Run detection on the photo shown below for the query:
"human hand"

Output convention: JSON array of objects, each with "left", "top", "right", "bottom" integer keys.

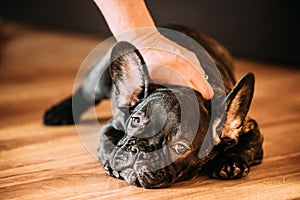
[
  {"left": 116, "top": 28, "right": 214, "bottom": 100},
  {"left": 94, "top": 0, "right": 213, "bottom": 99}
]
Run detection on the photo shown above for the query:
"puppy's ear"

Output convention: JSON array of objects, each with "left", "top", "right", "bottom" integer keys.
[
  {"left": 221, "top": 73, "right": 255, "bottom": 140},
  {"left": 110, "top": 41, "right": 151, "bottom": 109}
]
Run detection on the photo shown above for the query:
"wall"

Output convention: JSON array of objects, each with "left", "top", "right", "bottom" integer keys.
[{"left": 1, "top": 0, "right": 299, "bottom": 66}]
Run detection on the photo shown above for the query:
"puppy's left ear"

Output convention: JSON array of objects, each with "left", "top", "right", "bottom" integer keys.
[
  {"left": 110, "top": 41, "right": 151, "bottom": 109},
  {"left": 222, "top": 73, "right": 255, "bottom": 140}
]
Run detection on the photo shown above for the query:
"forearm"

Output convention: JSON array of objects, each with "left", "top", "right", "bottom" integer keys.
[{"left": 93, "top": 0, "right": 156, "bottom": 37}]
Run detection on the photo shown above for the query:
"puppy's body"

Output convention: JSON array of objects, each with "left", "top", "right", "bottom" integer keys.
[{"left": 44, "top": 25, "right": 263, "bottom": 188}]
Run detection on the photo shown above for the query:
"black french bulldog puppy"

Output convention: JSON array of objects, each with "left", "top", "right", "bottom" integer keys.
[{"left": 44, "top": 25, "right": 263, "bottom": 189}]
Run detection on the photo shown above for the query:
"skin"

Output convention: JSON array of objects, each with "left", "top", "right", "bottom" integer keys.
[{"left": 93, "top": 0, "right": 213, "bottom": 100}]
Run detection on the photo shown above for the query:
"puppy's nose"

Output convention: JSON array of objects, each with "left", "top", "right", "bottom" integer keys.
[
  {"left": 119, "top": 142, "right": 139, "bottom": 155},
  {"left": 130, "top": 145, "right": 139, "bottom": 154}
]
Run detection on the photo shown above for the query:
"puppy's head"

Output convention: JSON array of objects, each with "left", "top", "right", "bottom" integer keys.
[{"left": 107, "top": 42, "right": 254, "bottom": 188}]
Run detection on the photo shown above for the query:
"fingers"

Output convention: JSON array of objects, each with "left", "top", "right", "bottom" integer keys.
[
  {"left": 124, "top": 29, "right": 214, "bottom": 100},
  {"left": 142, "top": 49, "right": 214, "bottom": 100},
  {"left": 181, "top": 53, "right": 214, "bottom": 100},
  {"left": 152, "top": 37, "right": 214, "bottom": 100},
  {"left": 174, "top": 54, "right": 214, "bottom": 100}
]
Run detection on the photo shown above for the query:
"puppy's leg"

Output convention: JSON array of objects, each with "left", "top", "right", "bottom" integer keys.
[
  {"left": 43, "top": 88, "right": 95, "bottom": 125},
  {"left": 43, "top": 43, "right": 116, "bottom": 126},
  {"left": 43, "top": 65, "right": 112, "bottom": 125},
  {"left": 209, "top": 118, "right": 263, "bottom": 179}
]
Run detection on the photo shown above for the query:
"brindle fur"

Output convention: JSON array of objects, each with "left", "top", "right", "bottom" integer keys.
[{"left": 44, "top": 25, "right": 263, "bottom": 188}]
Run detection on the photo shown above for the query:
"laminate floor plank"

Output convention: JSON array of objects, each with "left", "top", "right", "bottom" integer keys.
[{"left": 0, "top": 24, "right": 299, "bottom": 200}]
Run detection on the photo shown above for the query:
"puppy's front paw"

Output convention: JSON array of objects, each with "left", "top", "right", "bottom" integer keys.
[
  {"left": 210, "top": 155, "right": 249, "bottom": 180},
  {"left": 43, "top": 97, "right": 77, "bottom": 125}
]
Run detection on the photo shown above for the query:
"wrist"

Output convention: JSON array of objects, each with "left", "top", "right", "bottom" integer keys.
[
  {"left": 115, "top": 27, "right": 161, "bottom": 47},
  {"left": 94, "top": 0, "right": 155, "bottom": 36}
]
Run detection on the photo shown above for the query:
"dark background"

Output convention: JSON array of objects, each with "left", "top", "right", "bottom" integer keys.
[{"left": 1, "top": 0, "right": 299, "bottom": 66}]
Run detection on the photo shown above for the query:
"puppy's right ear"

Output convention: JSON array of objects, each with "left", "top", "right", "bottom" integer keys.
[{"left": 110, "top": 41, "right": 151, "bottom": 109}]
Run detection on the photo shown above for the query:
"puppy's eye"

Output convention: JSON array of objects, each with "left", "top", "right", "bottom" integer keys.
[
  {"left": 173, "top": 143, "right": 188, "bottom": 155},
  {"left": 131, "top": 117, "right": 141, "bottom": 128}
]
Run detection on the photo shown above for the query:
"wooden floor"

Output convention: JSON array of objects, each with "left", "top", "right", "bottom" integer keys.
[{"left": 0, "top": 24, "right": 299, "bottom": 200}]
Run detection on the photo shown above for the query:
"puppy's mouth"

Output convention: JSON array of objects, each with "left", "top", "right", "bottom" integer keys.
[
  {"left": 109, "top": 148, "right": 140, "bottom": 186},
  {"left": 134, "top": 164, "right": 173, "bottom": 188},
  {"left": 115, "top": 164, "right": 173, "bottom": 188},
  {"left": 109, "top": 149, "right": 174, "bottom": 188}
]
